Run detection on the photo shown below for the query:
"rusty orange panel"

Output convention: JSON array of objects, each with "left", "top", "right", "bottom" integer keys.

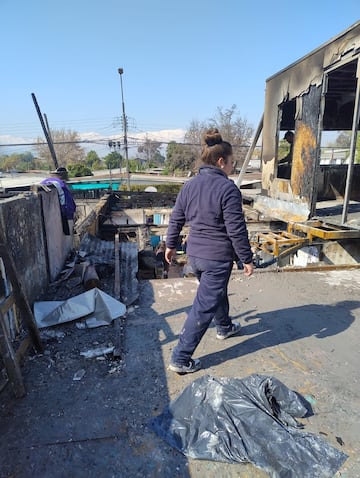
[
  {"left": 277, "top": 179, "right": 291, "bottom": 194},
  {"left": 291, "top": 123, "right": 317, "bottom": 197}
]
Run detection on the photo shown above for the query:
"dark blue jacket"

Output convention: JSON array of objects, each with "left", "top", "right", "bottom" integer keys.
[{"left": 166, "top": 166, "right": 252, "bottom": 264}]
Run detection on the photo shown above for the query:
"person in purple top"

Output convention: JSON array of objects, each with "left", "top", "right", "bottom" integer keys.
[
  {"left": 165, "top": 129, "right": 254, "bottom": 374},
  {"left": 41, "top": 167, "right": 76, "bottom": 235}
]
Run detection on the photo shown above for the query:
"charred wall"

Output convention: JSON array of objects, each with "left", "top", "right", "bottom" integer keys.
[{"left": 0, "top": 190, "right": 70, "bottom": 302}]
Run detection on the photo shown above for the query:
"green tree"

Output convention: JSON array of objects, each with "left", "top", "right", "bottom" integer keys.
[
  {"left": 0, "top": 152, "right": 35, "bottom": 172},
  {"left": 92, "top": 159, "right": 104, "bottom": 170},
  {"left": 277, "top": 139, "right": 290, "bottom": 160},
  {"left": 85, "top": 150, "right": 100, "bottom": 167},
  {"left": 35, "top": 128, "right": 85, "bottom": 167},
  {"left": 128, "top": 158, "right": 146, "bottom": 172},
  {"left": 152, "top": 150, "right": 165, "bottom": 165},
  {"left": 67, "top": 163, "right": 93, "bottom": 177},
  {"left": 104, "top": 151, "right": 122, "bottom": 170},
  {"left": 0, "top": 154, "right": 16, "bottom": 171}
]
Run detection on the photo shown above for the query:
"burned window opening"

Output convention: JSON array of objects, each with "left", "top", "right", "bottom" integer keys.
[
  {"left": 323, "top": 59, "right": 359, "bottom": 131},
  {"left": 316, "top": 58, "right": 360, "bottom": 213},
  {"left": 276, "top": 99, "right": 296, "bottom": 180},
  {"left": 280, "top": 99, "right": 296, "bottom": 131}
]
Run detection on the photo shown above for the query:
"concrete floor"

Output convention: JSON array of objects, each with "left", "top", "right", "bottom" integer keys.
[{"left": 1, "top": 269, "right": 360, "bottom": 477}]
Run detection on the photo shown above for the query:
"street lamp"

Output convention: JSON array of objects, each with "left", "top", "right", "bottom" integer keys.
[{"left": 118, "top": 68, "right": 130, "bottom": 191}]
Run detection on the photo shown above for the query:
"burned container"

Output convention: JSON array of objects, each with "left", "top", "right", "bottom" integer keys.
[{"left": 255, "top": 21, "right": 360, "bottom": 226}]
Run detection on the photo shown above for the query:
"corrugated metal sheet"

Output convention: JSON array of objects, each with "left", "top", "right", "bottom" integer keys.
[
  {"left": 78, "top": 233, "right": 139, "bottom": 305},
  {"left": 119, "top": 242, "right": 139, "bottom": 305},
  {"left": 79, "top": 233, "right": 115, "bottom": 265}
]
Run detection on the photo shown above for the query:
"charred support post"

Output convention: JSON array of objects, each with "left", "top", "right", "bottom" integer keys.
[
  {"left": 0, "top": 244, "right": 43, "bottom": 353},
  {"left": 342, "top": 61, "right": 360, "bottom": 224},
  {"left": 236, "top": 115, "right": 263, "bottom": 188},
  {"left": 0, "top": 318, "right": 25, "bottom": 397},
  {"left": 113, "top": 232, "right": 122, "bottom": 359},
  {"left": 311, "top": 76, "right": 328, "bottom": 217},
  {"left": 0, "top": 244, "right": 44, "bottom": 397},
  {"left": 114, "top": 232, "right": 120, "bottom": 300}
]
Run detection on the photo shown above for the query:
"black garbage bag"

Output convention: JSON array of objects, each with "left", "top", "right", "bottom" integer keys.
[{"left": 150, "top": 374, "right": 347, "bottom": 478}]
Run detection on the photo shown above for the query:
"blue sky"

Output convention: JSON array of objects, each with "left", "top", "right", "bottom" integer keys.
[{"left": 0, "top": 0, "right": 359, "bottom": 156}]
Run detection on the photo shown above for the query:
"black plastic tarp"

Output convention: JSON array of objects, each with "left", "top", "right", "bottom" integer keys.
[{"left": 151, "top": 374, "right": 347, "bottom": 478}]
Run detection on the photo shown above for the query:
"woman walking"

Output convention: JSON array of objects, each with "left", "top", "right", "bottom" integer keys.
[{"left": 165, "top": 128, "right": 254, "bottom": 374}]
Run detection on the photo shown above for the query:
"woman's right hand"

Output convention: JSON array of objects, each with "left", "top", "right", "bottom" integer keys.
[{"left": 165, "top": 247, "right": 176, "bottom": 264}]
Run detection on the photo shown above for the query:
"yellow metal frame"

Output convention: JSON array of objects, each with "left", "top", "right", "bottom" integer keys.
[
  {"left": 288, "top": 220, "right": 360, "bottom": 241},
  {"left": 252, "top": 231, "right": 307, "bottom": 257},
  {"left": 252, "top": 220, "right": 360, "bottom": 260}
]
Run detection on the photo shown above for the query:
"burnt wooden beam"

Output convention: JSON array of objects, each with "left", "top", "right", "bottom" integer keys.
[
  {"left": 114, "top": 232, "right": 120, "bottom": 300},
  {"left": 0, "top": 316, "right": 25, "bottom": 398},
  {"left": 0, "top": 244, "right": 43, "bottom": 353}
]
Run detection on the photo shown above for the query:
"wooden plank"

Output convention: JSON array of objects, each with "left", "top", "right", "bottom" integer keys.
[
  {"left": 0, "top": 294, "right": 15, "bottom": 316},
  {"left": 114, "top": 233, "right": 120, "bottom": 300},
  {"left": 113, "top": 232, "right": 121, "bottom": 357},
  {"left": 0, "top": 244, "right": 43, "bottom": 353},
  {"left": 0, "top": 313, "right": 25, "bottom": 398},
  {"left": 15, "top": 336, "right": 32, "bottom": 365}
]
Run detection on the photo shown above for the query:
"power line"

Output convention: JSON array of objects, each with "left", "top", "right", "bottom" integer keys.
[
  {"left": 0, "top": 140, "right": 109, "bottom": 147},
  {"left": 0, "top": 138, "right": 254, "bottom": 149},
  {"left": 0, "top": 117, "right": 184, "bottom": 135}
]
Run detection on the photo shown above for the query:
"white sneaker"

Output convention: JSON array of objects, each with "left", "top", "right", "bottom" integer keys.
[
  {"left": 216, "top": 322, "right": 241, "bottom": 340},
  {"left": 168, "top": 358, "right": 202, "bottom": 374}
]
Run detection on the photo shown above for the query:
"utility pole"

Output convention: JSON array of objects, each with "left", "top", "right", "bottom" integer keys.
[
  {"left": 118, "top": 68, "right": 130, "bottom": 191},
  {"left": 108, "top": 140, "right": 122, "bottom": 190}
]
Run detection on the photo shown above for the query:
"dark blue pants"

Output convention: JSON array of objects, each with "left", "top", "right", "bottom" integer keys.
[{"left": 171, "top": 256, "right": 234, "bottom": 365}]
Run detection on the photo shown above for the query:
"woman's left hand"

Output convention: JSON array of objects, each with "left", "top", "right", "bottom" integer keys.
[{"left": 243, "top": 263, "right": 254, "bottom": 277}]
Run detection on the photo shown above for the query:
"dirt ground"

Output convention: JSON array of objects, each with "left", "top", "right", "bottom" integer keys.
[{"left": 1, "top": 268, "right": 360, "bottom": 478}]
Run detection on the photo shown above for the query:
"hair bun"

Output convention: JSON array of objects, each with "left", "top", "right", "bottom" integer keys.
[{"left": 203, "top": 128, "right": 222, "bottom": 147}]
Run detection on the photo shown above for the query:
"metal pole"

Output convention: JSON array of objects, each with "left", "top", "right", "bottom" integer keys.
[
  {"left": 341, "top": 62, "right": 360, "bottom": 224},
  {"left": 31, "top": 93, "right": 59, "bottom": 170},
  {"left": 235, "top": 114, "right": 263, "bottom": 188},
  {"left": 118, "top": 68, "right": 130, "bottom": 191},
  {"left": 44, "top": 113, "right": 57, "bottom": 168}
]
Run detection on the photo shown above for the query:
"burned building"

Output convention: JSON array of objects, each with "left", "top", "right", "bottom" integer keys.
[
  {"left": 236, "top": 21, "right": 360, "bottom": 267},
  {"left": 253, "top": 20, "right": 360, "bottom": 226}
]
